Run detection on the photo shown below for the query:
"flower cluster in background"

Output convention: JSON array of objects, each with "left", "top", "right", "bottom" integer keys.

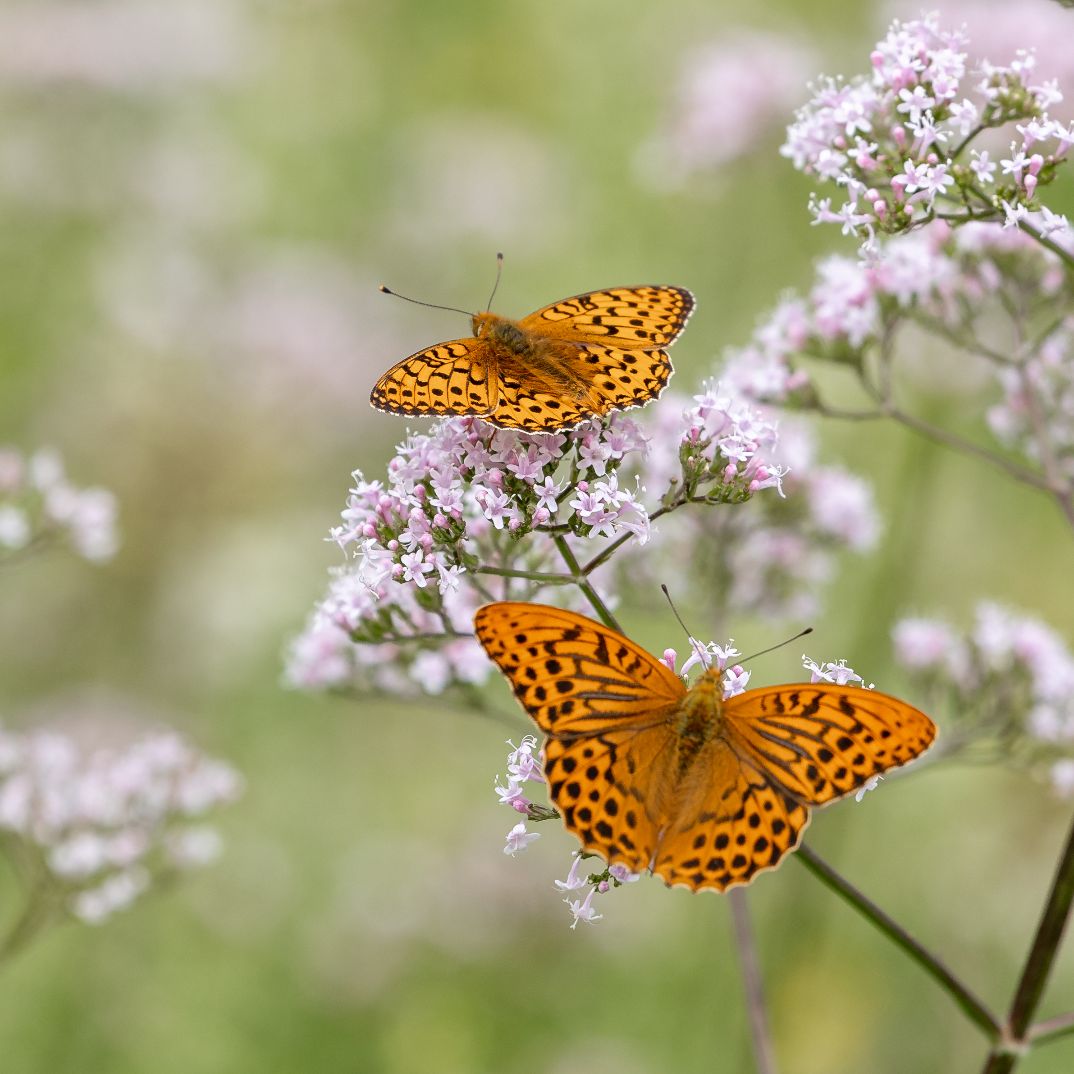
[
  {"left": 894, "top": 603, "right": 1074, "bottom": 796},
  {"left": 782, "top": 12, "right": 1073, "bottom": 248},
  {"left": 719, "top": 217, "right": 1074, "bottom": 504},
  {"left": 0, "top": 722, "right": 242, "bottom": 924},
  {"left": 635, "top": 30, "right": 814, "bottom": 186},
  {"left": 0, "top": 447, "right": 119, "bottom": 563}
]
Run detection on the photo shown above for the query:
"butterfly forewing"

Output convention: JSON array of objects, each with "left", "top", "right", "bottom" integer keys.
[
  {"left": 473, "top": 603, "right": 685, "bottom": 735},
  {"left": 370, "top": 339, "right": 497, "bottom": 418},
  {"left": 721, "top": 686, "right": 938, "bottom": 806},
  {"left": 519, "top": 286, "right": 695, "bottom": 349}
]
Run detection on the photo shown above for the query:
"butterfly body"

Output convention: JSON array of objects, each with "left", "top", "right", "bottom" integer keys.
[
  {"left": 372, "top": 285, "right": 695, "bottom": 431},
  {"left": 671, "top": 671, "right": 723, "bottom": 772},
  {"left": 475, "top": 602, "right": 937, "bottom": 892}
]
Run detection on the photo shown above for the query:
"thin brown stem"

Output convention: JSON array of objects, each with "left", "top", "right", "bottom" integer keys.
[
  {"left": 815, "top": 397, "right": 1056, "bottom": 493},
  {"left": 729, "top": 889, "right": 779, "bottom": 1074},
  {"left": 1028, "top": 1009, "right": 1074, "bottom": 1046}
]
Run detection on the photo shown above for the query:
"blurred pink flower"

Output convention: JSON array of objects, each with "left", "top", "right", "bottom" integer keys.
[
  {"left": 637, "top": 31, "right": 815, "bottom": 186},
  {"left": 0, "top": 1, "right": 251, "bottom": 92}
]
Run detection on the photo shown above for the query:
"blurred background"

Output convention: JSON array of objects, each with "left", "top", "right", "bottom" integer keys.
[{"left": 2, "top": 1, "right": 1074, "bottom": 1071}]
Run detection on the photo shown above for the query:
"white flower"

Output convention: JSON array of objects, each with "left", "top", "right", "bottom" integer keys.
[
  {"left": 554, "top": 852, "right": 588, "bottom": 891},
  {"left": 564, "top": 886, "right": 603, "bottom": 929},
  {"left": 855, "top": 775, "right": 883, "bottom": 803},
  {"left": 503, "top": 821, "right": 539, "bottom": 856}
]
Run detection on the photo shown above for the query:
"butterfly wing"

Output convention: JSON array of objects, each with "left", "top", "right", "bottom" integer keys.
[
  {"left": 652, "top": 739, "right": 811, "bottom": 892},
  {"left": 370, "top": 338, "right": 498, "bottom": 418},
  {"left": 486, "top": 371, "right": 597, "bottom": 432},
  {"left": 544, "top": 726, "right": 678, "bottom": 873},
  {"left": 474, "top": 603, "right": 686, "bottom": 735},
  {"left": 721, "top": 685, "right": 938, "bottom": 806},
  {"left": 474, "top": 602, "right": 689, "bottom": 872},
  {"left": 519, "top": 286, "right": 695, "bottom": 350},
  {"left": 488, "top": 342, "right": 674, "bottom": 431}
]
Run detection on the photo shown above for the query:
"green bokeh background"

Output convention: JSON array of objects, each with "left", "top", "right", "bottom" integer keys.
[{"left": 2, "top": 1, "right": 1073, "bottom": 1071}]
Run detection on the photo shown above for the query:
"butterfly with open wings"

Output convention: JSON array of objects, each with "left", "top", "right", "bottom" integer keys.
[
  {"left": 475, "top": 602, "right": 937, "bottom": 892},
  {"left": 371, "top": 285, "right": 694, "bottom": 432}
]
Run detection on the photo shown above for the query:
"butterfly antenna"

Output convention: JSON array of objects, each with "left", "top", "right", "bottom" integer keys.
[
  {"left": 740, "top": 627, "right": 814, "bottom": 665},
  {"left": 660, "top": 584, "right": 711, "bottom": 668},
  {"left": 485, "top": 251, "right": 504, "bottom": 311},
  {"left": 378, "top": 284, "right": 472, "bottom": 319}
]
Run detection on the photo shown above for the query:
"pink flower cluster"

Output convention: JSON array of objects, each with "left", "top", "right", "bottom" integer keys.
[
  {"left": 0, "top": 446, "right": 119, "bottom": 563},
  {"left": 0, "top": 722, "right": 242, "bottom": 924},
  {"left": 640, "top": 379, "right": 787, "bottom": 505},
  {"left": 286, "top": 415, "right": 650, "bottom": 695},
  {"left": 638, "top": 387, "right": 878, "bottom": 622},
  {"left": 989, "top": 318, "right": 1074, "bottom": 483},
  {"left": 720, "top": 217, "right": 1074, "bottom": 497},
  {"left": 782, "top": 12, "right": 1073, "bottom": 247},
  {"left": 894, "top": 603, "right": 1074, "bottom": 795}
]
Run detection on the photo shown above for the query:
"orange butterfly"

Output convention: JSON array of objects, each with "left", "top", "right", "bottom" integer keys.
[
  {"left": 370, "top": 285, "right": 694, "bottom": 432},
  {"left": 474, "top": 602, "right": 937, "bottom": 892}
]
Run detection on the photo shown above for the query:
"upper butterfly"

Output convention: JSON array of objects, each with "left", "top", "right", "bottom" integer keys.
[
  {"left": 475, "top": 602, "right": 938, "bottom": 893},
  {"left": 370, "top": 285, "right": 694, "bottom": 432}
]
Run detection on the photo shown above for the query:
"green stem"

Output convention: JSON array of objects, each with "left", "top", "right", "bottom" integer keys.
[
  {"left": 795, "top": 844, "right": 1002, "bottom": 1039},
  {"left": 581, "top": 499, "right": 688, "bottom": 576},
  {"left": 552, "top": 535, "right": 623, "bottom": 632},
  {"left": 963, "top": 183, "right": 1074, "bottom": 272},
  {"left": 473, "top": 565, "right": 576, "bottom": 585},
  {"left": 0, "top": 889, "right": 58, "bottom": 968},
  {"left": 980, "top": 808, "right": 1074, "bottom": 1073}
]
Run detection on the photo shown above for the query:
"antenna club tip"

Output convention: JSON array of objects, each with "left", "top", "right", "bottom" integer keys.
[
  {"left": 802, "top": 626, "right": 814, "bottom": 636},
  {"left": 378, "top": 284, "right": 392, "bottom": 294},
  {"left": 496, "top": 251, "right": 504, "bottom": 260}
]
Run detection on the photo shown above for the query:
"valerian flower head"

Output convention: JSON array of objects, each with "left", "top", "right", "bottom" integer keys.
[
  {"left": 0, "top": 722, "right": 241, "bottom": 924},
  {"left": 782, "top": 13, "right": 1073, "bottom": 249},
  {"left": 0, "top": 447, "right": 119, "bottom": 563},
  {"left": 286, "top": 414, "right": 649, "bottom": 695},
  {"left": 893, "top": 604, "right": 1074, "bottom": 794}
]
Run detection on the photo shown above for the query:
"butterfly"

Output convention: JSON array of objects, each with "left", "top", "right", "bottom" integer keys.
[
  {"left": 474, "top": 602, "right": 938, "bottom": 892},
  {"left": 370, "top": 285, "right": 694, "bottom": 432}
]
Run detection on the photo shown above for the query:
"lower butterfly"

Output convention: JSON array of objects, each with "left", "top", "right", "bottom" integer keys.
[
  {"left": 474, "top": 602, "right": 937, "bottom": 892},
  {"left": 371, "top": 284, "right": 694, "bottom": 432}
]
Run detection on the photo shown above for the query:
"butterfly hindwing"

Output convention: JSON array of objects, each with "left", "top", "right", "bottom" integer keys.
[
  {"left": 519, "top": 286, "right": 695, "bottom": 349},
  {"left": 652, "top": 741, "right": 811, "bottom": 892},
  {"left": 544, "top": 726, "right": 678, "bottom": 874},
  {"left": 473, "top": 603, "right": 686, "bottom": 736},
  {"left": 370, "top": 338, "right": 497, "bottom": 418},
  {"left": 721, "top": 685, "right": 938, "bottom": 806}
]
